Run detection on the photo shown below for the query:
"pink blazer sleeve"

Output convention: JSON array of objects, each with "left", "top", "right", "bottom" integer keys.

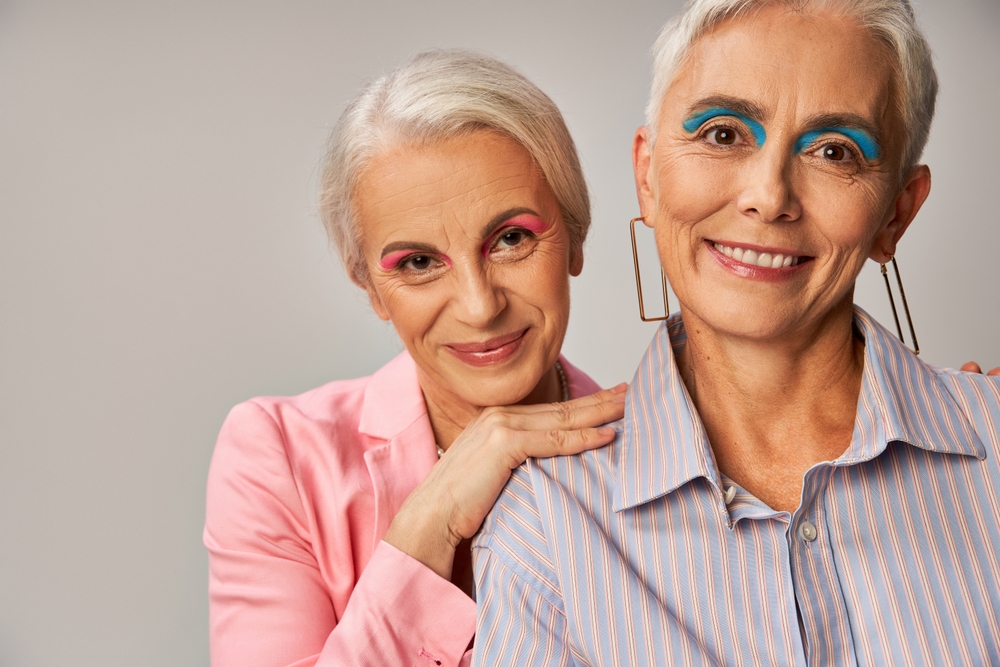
[{"left": 204, "top": 400, "right": 476, "bottom": 667}]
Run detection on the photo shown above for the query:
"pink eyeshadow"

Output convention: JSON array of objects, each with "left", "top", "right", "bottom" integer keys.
[
  {"left": 378, "top": 249, "right": 450, "bottom": 270},
  {"left": 481, "top": 215, "right": 551, "bottom": 257}
]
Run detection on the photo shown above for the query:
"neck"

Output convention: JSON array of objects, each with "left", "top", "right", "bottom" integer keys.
[
  {"left": 417, "top": 363, "right": 564, "bottom": 450},
  {"left": 677, "top": 298, "right": 864, "bottom": 512}
]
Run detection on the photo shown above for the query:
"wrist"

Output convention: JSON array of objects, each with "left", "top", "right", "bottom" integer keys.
[{"left": 383, "top": 495, "right": 459, "bottom": 581}]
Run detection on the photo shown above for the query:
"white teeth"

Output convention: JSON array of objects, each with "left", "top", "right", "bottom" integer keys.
[{"left": 713, "top": 243, "right": 801, "bottom": 268}]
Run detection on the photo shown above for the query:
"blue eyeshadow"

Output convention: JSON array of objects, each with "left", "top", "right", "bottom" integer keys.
[
  {"left": 682, "top": 107, "right": 767, "bottom": 146},
  {"left": 795, "top": 127, "right": 880, "bottom": 160}
]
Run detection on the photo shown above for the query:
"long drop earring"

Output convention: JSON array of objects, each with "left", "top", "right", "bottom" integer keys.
[
  {"left": 880, "top": 254, "right": 920, "bottom": 354},
  {"left": 629, "top": 217, "right": 670, "bottom": 322}
]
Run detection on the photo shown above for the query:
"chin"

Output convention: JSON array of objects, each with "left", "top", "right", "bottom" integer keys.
[
  {"left": 465, "top": 378, "right": 537, "bottom": 407},
  {"left": 685, "top": 294, "right": 803, "bottom": 340}
]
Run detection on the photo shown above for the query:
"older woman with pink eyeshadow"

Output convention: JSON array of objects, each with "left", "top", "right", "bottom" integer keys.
[{"left": 203, "top": 51, "right": 625, "bottom": 667}]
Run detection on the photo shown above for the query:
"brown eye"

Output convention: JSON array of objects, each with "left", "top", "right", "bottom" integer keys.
[
  {"left": 402, "top": 255, "right": 433, "bottom": 271},
  {"left": 708, "top": 127, "right": 738, "bottom": 146},
  {"left": 821, "top": 144, "right": 851, "bottom": 161}
]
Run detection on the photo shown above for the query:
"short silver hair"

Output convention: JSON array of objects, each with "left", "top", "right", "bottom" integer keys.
[
  {"left": 646, "top": 0, "right": 938, "bottom": 172},
  {"left": 320, "top": 50, "right": 591, "bottom": 286}
]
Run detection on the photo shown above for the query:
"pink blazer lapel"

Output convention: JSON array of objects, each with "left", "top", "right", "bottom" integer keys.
[{"left": 358, "top": 353, "right": 439, "bottom": 550}]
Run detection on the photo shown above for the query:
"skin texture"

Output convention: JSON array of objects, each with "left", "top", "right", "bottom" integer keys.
[
  {"left": 357, "top": 130, "right": 582, "bottom": 448},
  {"left": 633, "top": 6, "right": 933, "bottom": 512},
  {"left": 353, "top": 130, "right": 624, "bottom": 586}
]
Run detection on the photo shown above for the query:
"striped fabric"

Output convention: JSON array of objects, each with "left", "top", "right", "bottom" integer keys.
[{"left": 472, "top": 308, "right": 1000, "bottom": 666}]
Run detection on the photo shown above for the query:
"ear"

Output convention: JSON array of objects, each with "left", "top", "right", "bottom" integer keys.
[
  {"left": 569, "top": 244, "right": 584, "bottom": 277},
  {"left": 632, "top": 126, "right": 657, "bottom": 228},
  {"left": 869, "top": 164, "right": 931, "bottom": 262}
]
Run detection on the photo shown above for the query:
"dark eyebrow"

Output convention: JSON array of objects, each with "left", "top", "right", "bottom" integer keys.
[
  {"left": 801, "top": 113, "right": 882, "bottom": 145},
  {"left": 378, "top": 207, "right": 538, "bottom": 259},
  {"left": 685, "top": 95, "right": 768, "bottom": 123},
  {"left": 380, "top": 241, "right": 438, "bottom": 259}
]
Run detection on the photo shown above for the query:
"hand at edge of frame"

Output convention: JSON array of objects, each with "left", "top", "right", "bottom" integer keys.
[{"left": 960, "top": 362, "right": 1000, "bottom": 376}]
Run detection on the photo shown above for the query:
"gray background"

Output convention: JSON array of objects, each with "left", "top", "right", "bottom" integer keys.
[{"left": 1, "top": 1, "right": 997, "bottom": 665}]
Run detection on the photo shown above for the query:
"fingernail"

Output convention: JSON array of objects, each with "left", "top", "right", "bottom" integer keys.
[
  {"left": 598, "top": 427, "right": 616, "bottom": 436},
  {"left": 611, "top": 383, "right": 628, "bottom": 393}
]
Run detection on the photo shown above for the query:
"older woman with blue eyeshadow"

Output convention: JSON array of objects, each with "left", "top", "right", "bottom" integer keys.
[{"left": 474, "top": 0, "right": 1000, "bottom": 664}]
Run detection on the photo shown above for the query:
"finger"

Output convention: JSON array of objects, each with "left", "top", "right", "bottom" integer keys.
[
  {"left": 989, "top": 367, "right": 1000, "bottom": 377},
  {"left": 505, "top": 396, "right": 626, "bottom": 432},
  {"left": 505, "top": 383, "right": 628, "bottom": 417},
  {"left": 516, "top": 426, "right": 619, "bottom": 462},
  {"left": 961, "top": 362, "right": 983, "bottom": 373}
]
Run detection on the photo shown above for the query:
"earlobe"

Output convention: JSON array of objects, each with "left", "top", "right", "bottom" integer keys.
[
  {"left": 869, "top": 164, "right": 932, "bottom": 262},
  {"left": 569, "top": 247, "right": 584, "bottom": 277}
]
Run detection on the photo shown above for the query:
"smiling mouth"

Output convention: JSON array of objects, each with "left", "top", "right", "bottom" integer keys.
[
  {"left": 710, "top": 241, "right": 808, "bottom": 269},
  {"left": 447, "top": 329, "right": 528, "bottom": 354}
]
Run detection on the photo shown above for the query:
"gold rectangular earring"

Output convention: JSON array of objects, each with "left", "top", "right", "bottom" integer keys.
[
  {"left": 629, "top": 217, "right": 670, "bottom": 322},
  {"left": 881, "top": 255, "right": 919, "bottom": 354}
]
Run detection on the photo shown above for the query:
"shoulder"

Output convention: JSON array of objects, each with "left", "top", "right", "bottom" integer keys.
[
  {"left": 930, "top": 366, "right": 1000, "bottom": 450},
  {"left": 475, "top": 422, "right": 624, "bottom": 600},
  {"left": 230, "top": 376, "right": 370, "bottom": 439},
  {"left": 213, "top": 374, "right": 372, "bottom": 470}
]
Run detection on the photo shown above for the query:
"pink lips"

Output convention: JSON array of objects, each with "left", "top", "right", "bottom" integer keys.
[
  {"left": 707, "top": 240, "right": 811, "bottom": 282},
  {"left": 445, "top": 329, "right": 529, "bottom": 367}
]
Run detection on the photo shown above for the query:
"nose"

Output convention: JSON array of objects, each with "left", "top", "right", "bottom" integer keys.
[
  {"left": 735, "top": 145, "right": 802, "bottom": 223},
  {"left": 452, "top": 265, "right": 506, "bottom": 328}
]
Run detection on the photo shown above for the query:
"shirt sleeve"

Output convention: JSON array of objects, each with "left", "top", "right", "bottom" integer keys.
[
  {"left": 205, "top": 400, "right": 475, "bottom": 667},
  {"left": 471, "top": 466, "right": 575, "bottom": 666}
]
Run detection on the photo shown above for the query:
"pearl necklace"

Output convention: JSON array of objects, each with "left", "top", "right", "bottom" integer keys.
[{"left": 436, "top": 362, "right": 570, "bottom": 458}]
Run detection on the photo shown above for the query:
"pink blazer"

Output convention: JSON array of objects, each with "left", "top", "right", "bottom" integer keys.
[{"left": 204, "top": 351, "right": 601, "bottom": 667}]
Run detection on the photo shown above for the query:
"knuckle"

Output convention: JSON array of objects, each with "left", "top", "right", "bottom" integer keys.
[
  {"left": 553, "top": 401, "right": 574, "bottom": 425},
  {"left": 545, "top": 429, "right": 569, "bottom": 449}
]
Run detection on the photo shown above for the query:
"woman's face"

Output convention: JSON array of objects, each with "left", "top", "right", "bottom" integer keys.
[
  {"left": 355, "top": 130, "right": 580, "bottom": 408},
  {"left": 634, "top": 5, "right": 931, "bottom": 342}
]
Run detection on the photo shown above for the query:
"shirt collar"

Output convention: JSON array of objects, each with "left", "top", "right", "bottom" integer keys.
[
  {"left": 615, "top": 316, "right": 720, "bottom": 511},
  {"left": 614, "top": 308, "right": 985, "bottom": 512},
  {"left": 845, "top": 307, "right": 985, "bottom": 463}
]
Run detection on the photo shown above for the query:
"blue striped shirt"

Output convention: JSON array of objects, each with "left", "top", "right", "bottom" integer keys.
[{"left": 473, "top": 308, "right": 1000, "bottom": 666}]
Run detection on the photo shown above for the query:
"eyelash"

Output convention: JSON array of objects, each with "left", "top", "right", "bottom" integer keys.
[
  {"left": 803, "top": 138, "right": 860, "bottom": 163},
  {"left": 698, "top": 120, "right": 749, "bottom": 147},
  {"left": 489, "top": 227, "right": 535, "bottom": 252},
  {"left": 393, "top": 254, "right": 443, "bottom": 273}
]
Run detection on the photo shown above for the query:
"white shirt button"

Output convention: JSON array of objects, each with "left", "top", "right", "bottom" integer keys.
[
  {"left": 723, "top": 486, "right": 736, "bottom": 504},
  {"left": 798, "top": 520, "right": 818, "bottom": 542}
]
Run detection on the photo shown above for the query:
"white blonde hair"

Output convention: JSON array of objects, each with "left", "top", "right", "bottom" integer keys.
[
  {"left": 320, "top": 50, "right": 591, "bottom": 286},
  {"left": 646, "top": 0, "right": 938, "bottom": 172}
]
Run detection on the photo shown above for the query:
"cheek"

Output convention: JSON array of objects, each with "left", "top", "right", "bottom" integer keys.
[
  {"left": 373, "top": 281, "right": 443, "bottom": 341},
  {"left": 802, "top": 179, "right": 891, "bottom": 255},
  {"left": 654, "top": 149, "right": 738, "bottom": 223},
  {"left": 496, "top": 242, "right": 571, "bottom": 312}
]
